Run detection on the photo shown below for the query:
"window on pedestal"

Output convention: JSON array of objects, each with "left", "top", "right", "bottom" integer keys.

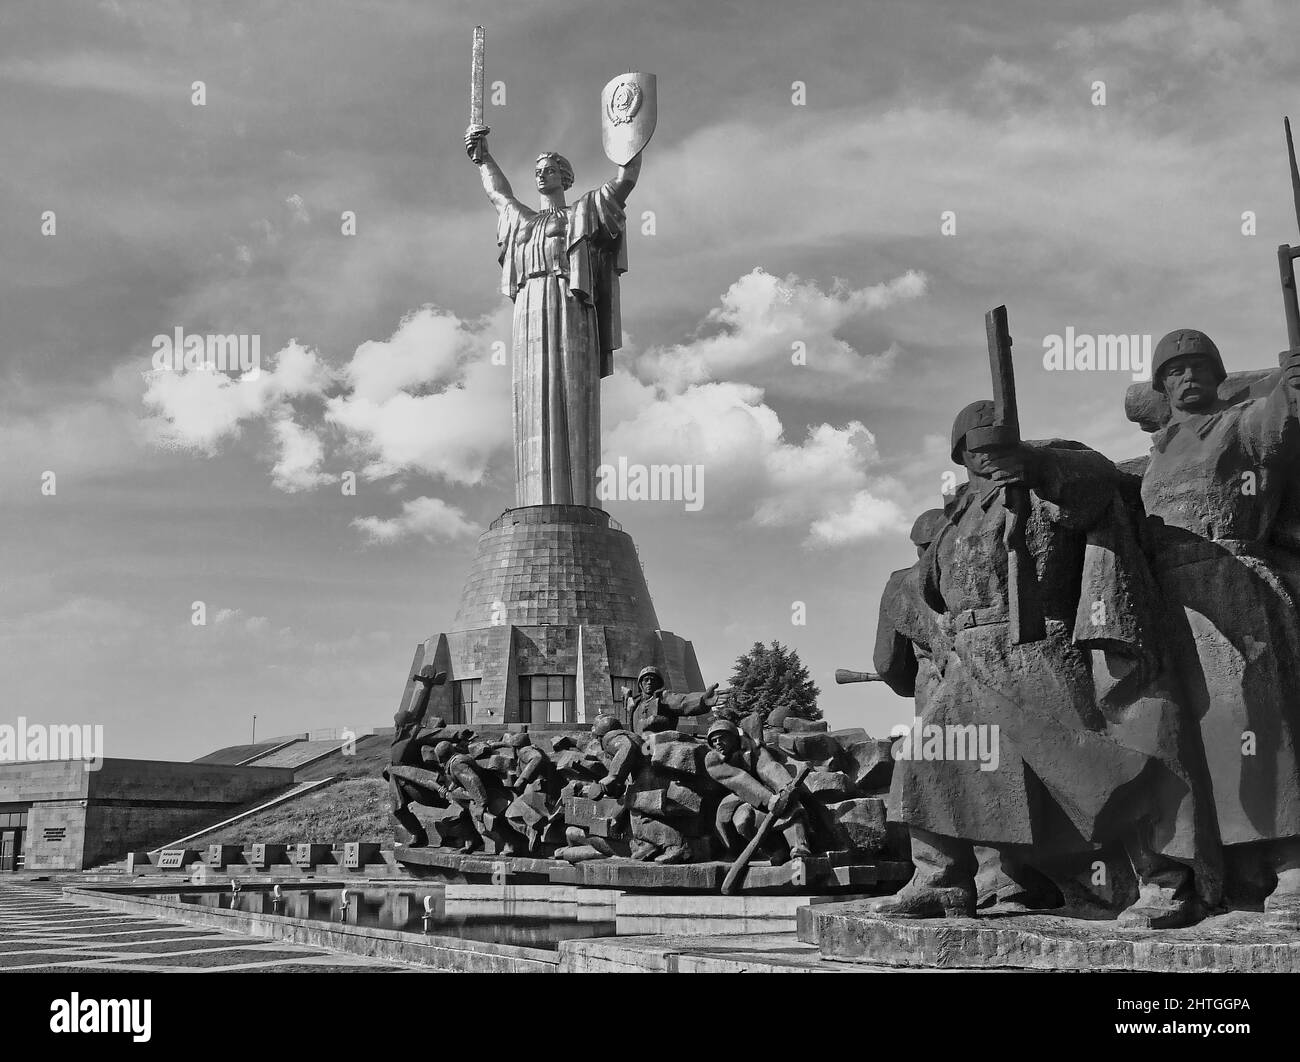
[
  {"left": 519, "top": 675, "right": 575, "bottom": 724},
  {"left": 451, "top": 679, "right": 481, "bottom": 724}
]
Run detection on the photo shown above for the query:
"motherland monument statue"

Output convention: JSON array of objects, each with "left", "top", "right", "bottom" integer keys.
[
  {"left": 464, "top": 28, "right": 656, "bottom": 509},
  {"left": 394, "top": 28, "right": 705, "bottom": 731}
]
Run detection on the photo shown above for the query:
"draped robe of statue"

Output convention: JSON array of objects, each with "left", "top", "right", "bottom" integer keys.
[{"left": 496, "top": 182, "right": 628, "bottom": 507}]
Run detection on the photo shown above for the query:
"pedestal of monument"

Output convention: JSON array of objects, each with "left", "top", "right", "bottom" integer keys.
[
  {"left": 399, "top": 504, "right": 702, "bottom": 727},
  {"left": 798, "top": 902, "right": 1300, "bottom": 972}
]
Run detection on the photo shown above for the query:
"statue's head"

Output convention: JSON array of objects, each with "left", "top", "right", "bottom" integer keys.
[
  {"left": 535, "top": 152, "right": 574, "bottom": 193},
  {"left": 707, "top": 718, "right": 741, "bottom": 757},
  {"left": 909, "top": 508, "right": 947, "bottom": 557},
  {"left": 1153, "top": 329, "right": 1224, "bottom": 412},
  {"left": 433, "top": 741, "right": 455, "bottom": 764},
  {"left": 637, "top": 665, "right": 664, "bottom": 696},
  {"left": 949, "top": 398, "right": 1017, "bottom": 478},
  {"left": 591, "top": 714, "right": 623, "bottom": 740}
]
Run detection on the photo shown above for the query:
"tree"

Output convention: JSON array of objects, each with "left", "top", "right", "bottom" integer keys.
[{"left": 725, "top": 640, "right": 821, "bottom": 723}]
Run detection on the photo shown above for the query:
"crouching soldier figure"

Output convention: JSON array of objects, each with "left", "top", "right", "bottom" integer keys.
[
  {"left": 385, "top": 667, "right": 448, "bottom": 847},
  {"left": 585, "top": 714, "right": 641, "bottom": 801},
  {"left": 626, "top": 665, "right": 720, "bottom": 734},
  {"left": 433, "top": 741, "right": 527, "bottom": 856},
  {"left": 500, "top": 733, "right": 560, "bottom": 853},
  {"left": 705, "top": 719, "right": 812, "bottom": 863}
]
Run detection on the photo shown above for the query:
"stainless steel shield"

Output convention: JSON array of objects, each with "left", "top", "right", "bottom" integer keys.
[{"left": 601, "top": 72, "right": 657, "bottom": 165}]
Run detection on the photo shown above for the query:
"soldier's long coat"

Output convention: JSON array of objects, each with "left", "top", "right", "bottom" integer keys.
[
  {"left": 892, "top": 443, "right": 1214, "bottom": 894},
  {"left": 1141, "top": 384, "right": 1300, "bottom": 847}
]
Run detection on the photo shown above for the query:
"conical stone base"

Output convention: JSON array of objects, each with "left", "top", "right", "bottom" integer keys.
[
  {"left": 452, "top": 505, "right": 658, "bottom": 631},
  {"left": 399, "top": 505, "right": 703, "bottom": 728}
]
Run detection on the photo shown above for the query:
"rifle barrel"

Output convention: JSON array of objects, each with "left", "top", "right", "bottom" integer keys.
[
  {"left": 1287, "top": 117, "right": 1300, "bottom": 237},
  {"left": 835, "top": 669, "right": 882, "bottom": 684}
]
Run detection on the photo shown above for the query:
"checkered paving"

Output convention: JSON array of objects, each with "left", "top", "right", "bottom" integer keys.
[{"left": 0, "top": 880, "right": 415, "bottom": 972}]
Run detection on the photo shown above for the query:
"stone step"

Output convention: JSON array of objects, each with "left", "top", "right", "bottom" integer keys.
[{"left": 800, "top": 901, "right": 1300, "bottom": 972}]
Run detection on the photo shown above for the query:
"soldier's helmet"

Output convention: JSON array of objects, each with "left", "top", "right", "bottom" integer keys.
[
  {"left": 949, "top": 399, "right": 996, "bottom": 462},
  {"left": 636, "top": 665, "right": 664, "bottom": 692},
  {"left": 508, "top": 732, "right": 531, "bottom": 749},
  {"left": 1152, "top": 329, "right": 1225, "bottom": 394},
  {"left": 591, "top": 714, "right": 623, "bottom": 740},
  {"left": 433, "top": 741, "right": 455, "bottom": 763},
  {"left": 707, "top": 718, "right": 740, "bottom": 744},
  {"left": 909, "top": 508, "right": 948, "bottom": 551}
]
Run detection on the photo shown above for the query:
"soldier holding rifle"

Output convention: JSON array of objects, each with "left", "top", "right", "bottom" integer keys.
[{"left": 868, "top": 308, "right": 1208, "bottom": 926}]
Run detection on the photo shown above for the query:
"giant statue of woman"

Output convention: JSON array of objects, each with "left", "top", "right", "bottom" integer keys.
[{"left": 464, "top": 122, "right": 642, "bottom": 508}]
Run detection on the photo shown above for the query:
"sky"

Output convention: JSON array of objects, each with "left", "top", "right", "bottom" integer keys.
[{"left": 3, "top": 0, "right": 1300, "bottom": 761}]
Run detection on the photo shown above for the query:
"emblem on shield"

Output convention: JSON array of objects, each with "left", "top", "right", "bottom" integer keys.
[{"left": 602, "top": 71, "right": 657, "bottom": 165}]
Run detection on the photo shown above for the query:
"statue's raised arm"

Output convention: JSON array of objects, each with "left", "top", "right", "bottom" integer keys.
[
  {"left": 465, "top": 125, "right": 517, "bottom": 213},
  {"left": 608, "top": 151, "right": 642, "bottom": 206}
]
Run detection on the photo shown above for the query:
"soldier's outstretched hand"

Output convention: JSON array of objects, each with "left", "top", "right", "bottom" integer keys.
[
  {"left": 702, "top": 682, "right": 719, "bottom": 707},
  {"left": 413, "top": 666, "right": 447, "bottom": 687}
]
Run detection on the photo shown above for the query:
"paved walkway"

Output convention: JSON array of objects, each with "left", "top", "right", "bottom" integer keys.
[{"left": 0, "top": 878, "right": 415, "bottom": 972}]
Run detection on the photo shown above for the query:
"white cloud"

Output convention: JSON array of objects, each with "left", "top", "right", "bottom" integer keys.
[
  {"left": 342, "top": 307, "right": 472, "bottom": 402},
  {"left": 142, "top": 339, "right": 335, "bottom": 453},
  {"left": 634, "top": 268, "right": 924, "bottom": 393},
  {"left": 269, "top": 416, "right": 332, "bottom": 493},
  {"left": 352, "top": 496, "right": 478, "bottom": 545},
  {"left": 142, "top": 272, "right": 918, "bottom": 549},
  {"left": 604, "top": 378, "right": 907, "bottom": 546},
  {"left": 807, "top": 491, "right": 910, "bottom": 549}
]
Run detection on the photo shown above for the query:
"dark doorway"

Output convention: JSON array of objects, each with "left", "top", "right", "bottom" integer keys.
[{"left": 0, "top": 808, "right": 29, "bottom": 872}]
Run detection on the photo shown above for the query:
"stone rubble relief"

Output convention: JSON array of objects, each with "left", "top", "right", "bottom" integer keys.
[{"left": 383, "top": 664, "right": 906, "bottom": 884}]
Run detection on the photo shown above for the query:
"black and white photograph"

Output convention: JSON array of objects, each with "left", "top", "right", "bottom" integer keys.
[{"left": 0, "top": 0, "right": 1294, "bottom": 1040}]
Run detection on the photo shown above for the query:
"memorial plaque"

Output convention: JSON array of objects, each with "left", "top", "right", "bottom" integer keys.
[
  {"left": 292, "top": 843, "right": 333, "bottom": 868},
  {"left": 157, "top": 849, "right": 194, "bottom": 870},
  {"left": 205, "top": 844, "right": 242, "bottom": 868},
  {"left": 342, "top": 842, "right": 379, "bottom": 869},
  {"left": 247, "top": 843, "right": 287, "bottom": 868}
]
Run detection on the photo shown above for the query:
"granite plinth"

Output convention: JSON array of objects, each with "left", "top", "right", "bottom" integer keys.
[
  {"left": 799, "top": 902, "right": 1300, "bottom": 972},
  {"left": 401, "top": 505, "right": 704, "bottom": 725}
]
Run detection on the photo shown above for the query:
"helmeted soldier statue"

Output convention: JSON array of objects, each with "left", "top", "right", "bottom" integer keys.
[
  {"left": 872, "top": 399, "right": 1209, "bottom": 926},
  {"left": 705, "top": 718, "right": 812, "bottom": 863},
  {"left": 1141, "top": 327, "right": 1300, "bottom": 924},
  {"left": 624, "top": 665, "right": 719, "bottom": 734}
]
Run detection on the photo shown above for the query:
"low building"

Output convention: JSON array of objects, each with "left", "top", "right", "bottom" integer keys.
[{"left": 0, "top": 758, "right": 294, "bottom": 871}]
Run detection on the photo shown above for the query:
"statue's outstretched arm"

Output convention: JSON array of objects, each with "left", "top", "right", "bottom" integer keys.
[
  {"left": 608, "top": 151, "right": 642, "bottom": 205},
  {"left": 465, "top": 125, "right": 515, "bottom": 211}
]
